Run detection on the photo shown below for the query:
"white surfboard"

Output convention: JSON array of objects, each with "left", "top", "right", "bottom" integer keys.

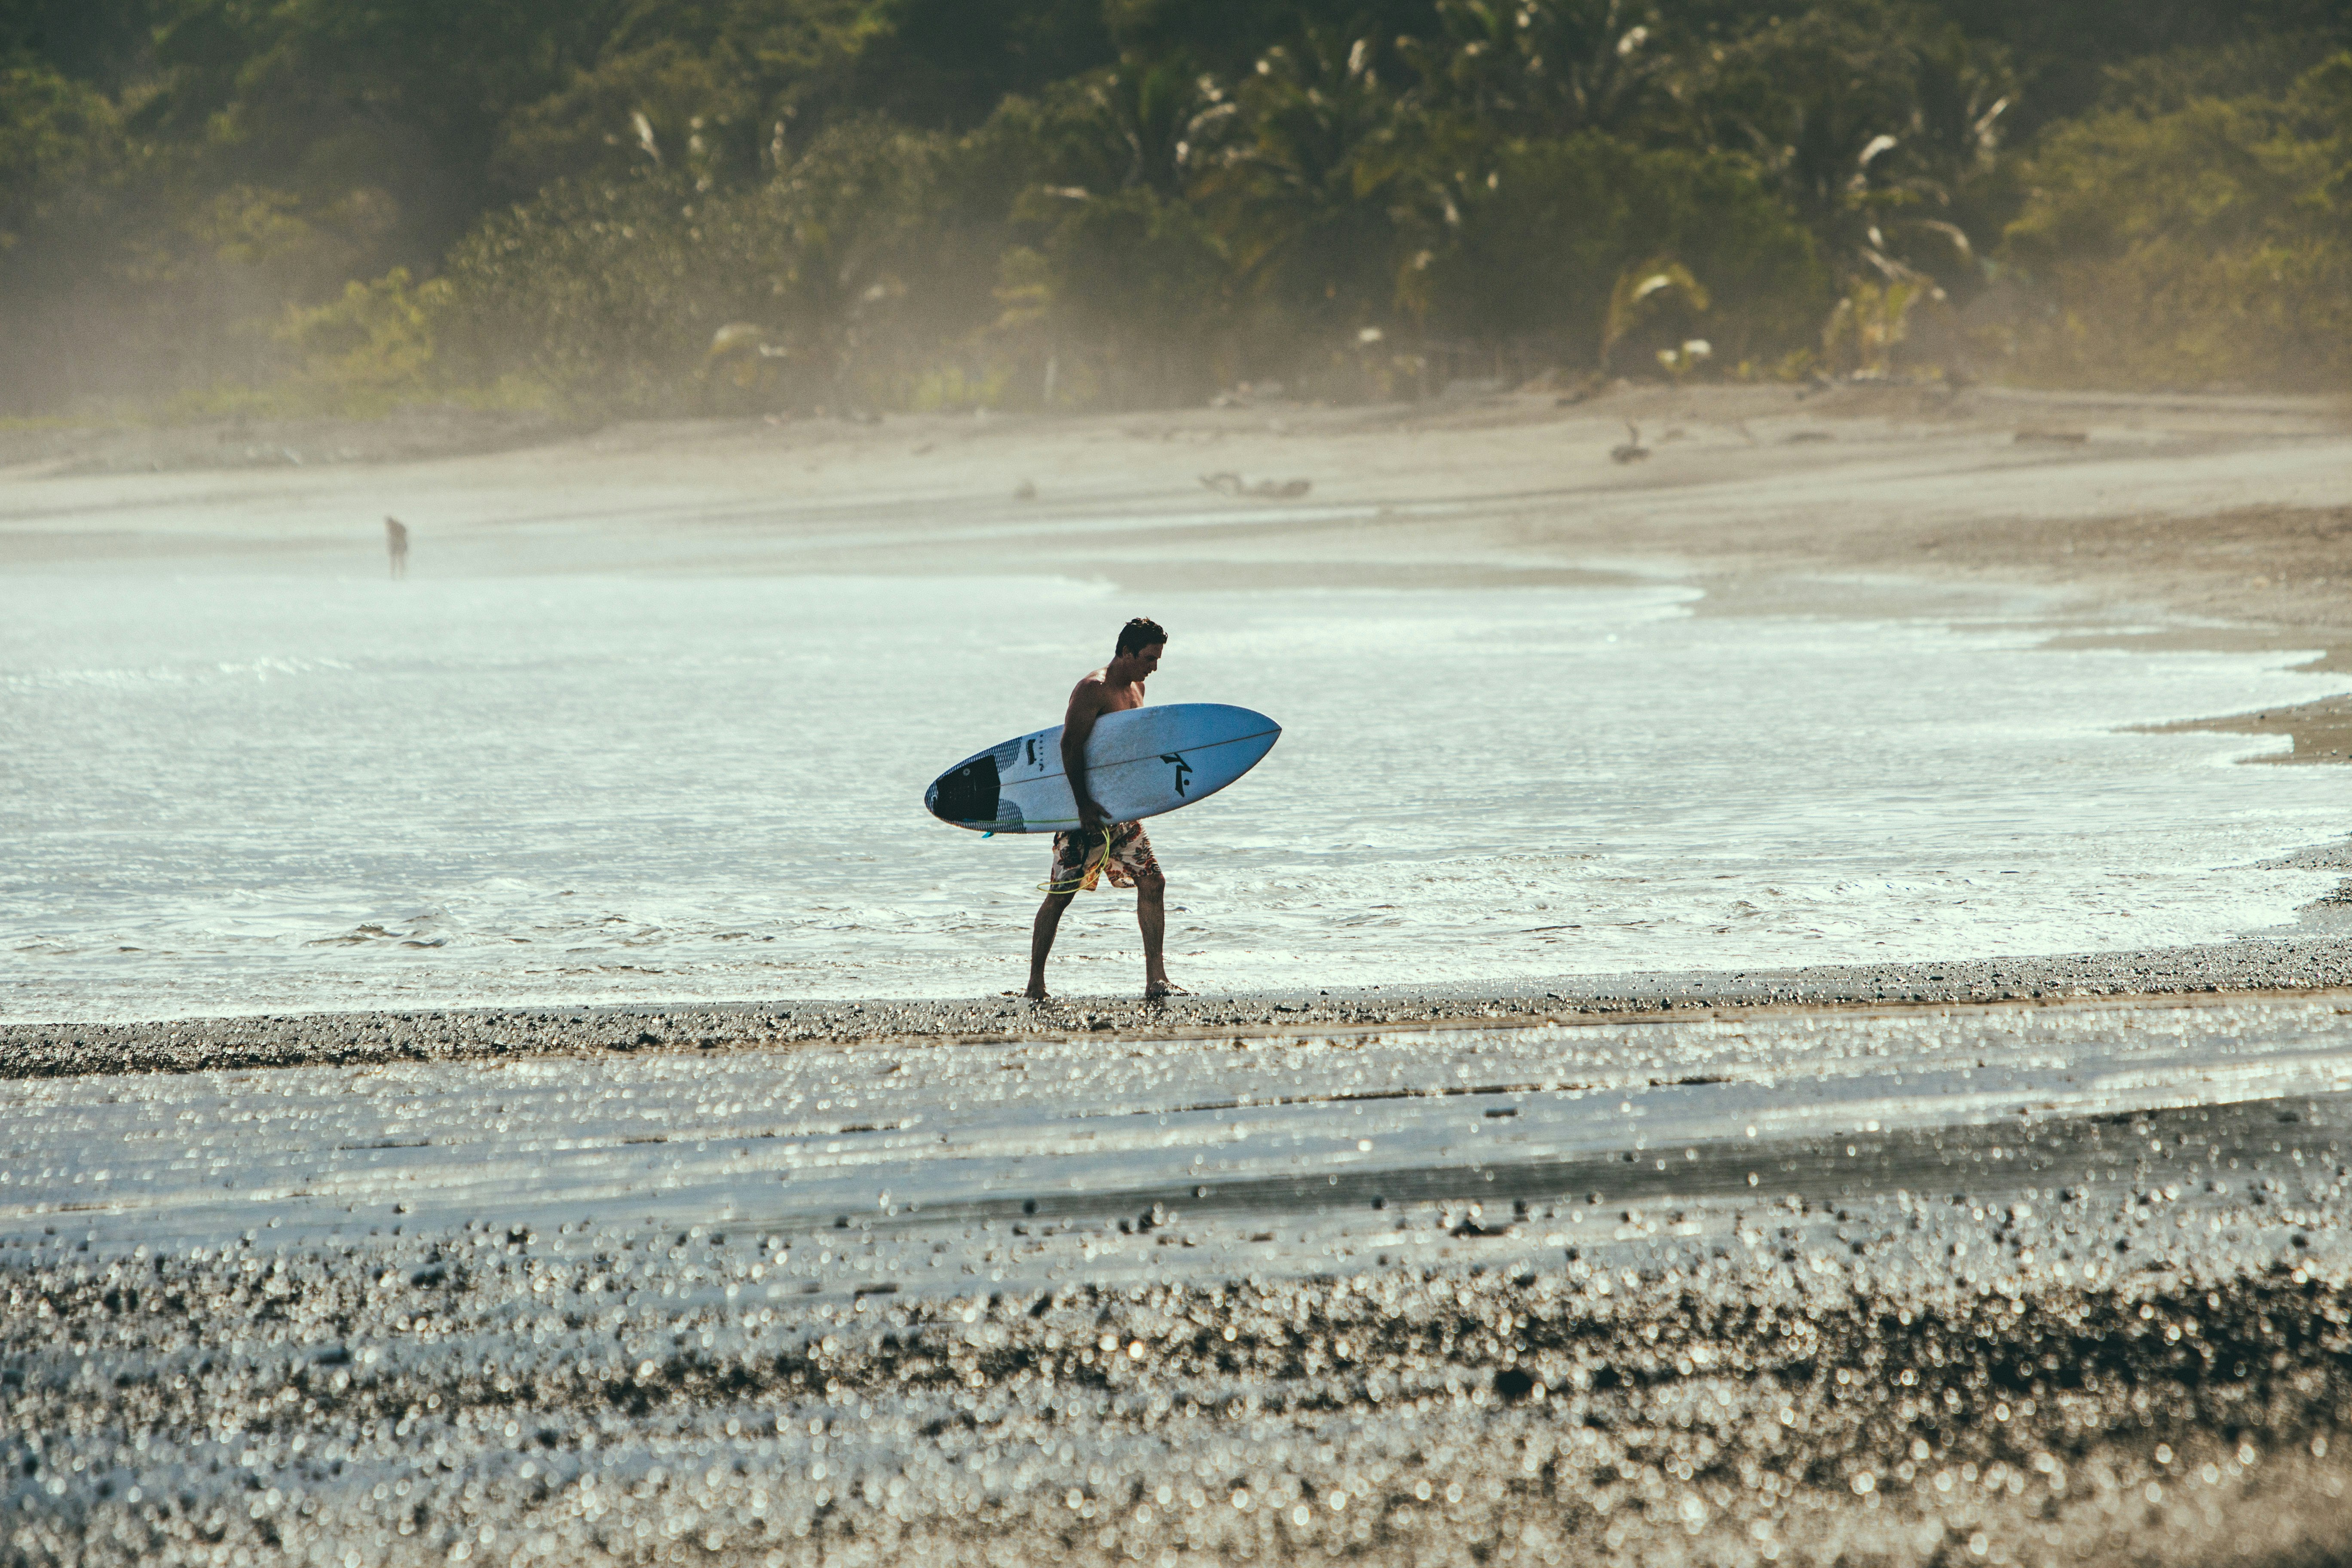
[{"left": 924, "top": 703, "right": 1280, "bottom": 833}]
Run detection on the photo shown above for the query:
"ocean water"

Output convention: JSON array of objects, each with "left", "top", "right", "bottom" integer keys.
[{"left": 2, "top": 571, "right": 2344, "bottom": 1020}]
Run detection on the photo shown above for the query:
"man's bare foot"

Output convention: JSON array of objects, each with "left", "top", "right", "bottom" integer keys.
[
  {"left": 1142, "top": 980, "right": 1188, "bottom": 1002},
  {"left": 1025, "top": 981, "right": 1050, "bottom": 1001}
]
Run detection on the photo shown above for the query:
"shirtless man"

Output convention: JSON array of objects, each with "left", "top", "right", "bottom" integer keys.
[{"left": 1026, "top": 618, "right": 1174, "bottom": 1001}]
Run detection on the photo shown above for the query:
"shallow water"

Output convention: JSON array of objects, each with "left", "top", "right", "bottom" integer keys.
[{"left": 2, "top": 571, "right": 2345, "bottom": 1020}]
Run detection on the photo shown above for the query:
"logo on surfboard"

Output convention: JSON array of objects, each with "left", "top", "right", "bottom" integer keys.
[{"left": 1159, "top": 753, "right": 1192, "bottom": 796}]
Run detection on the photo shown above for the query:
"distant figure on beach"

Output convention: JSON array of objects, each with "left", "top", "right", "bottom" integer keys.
[
  {"left": 1028, "top": 618, "right": 1176, "bottom": 1002},
  {"left": 384, "top": 515, "right": 408, "bottom": 579}
]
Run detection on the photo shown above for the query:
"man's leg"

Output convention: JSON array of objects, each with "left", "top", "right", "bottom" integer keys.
[
  {"left": 1136, "top": 869, "right": 1170, "bottom": 998},
  {"left": 1027, "top": 892, "right": 1074, "bottom": 999}
]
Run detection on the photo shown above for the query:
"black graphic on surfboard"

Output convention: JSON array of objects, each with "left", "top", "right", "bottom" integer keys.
[{"left": 1159, "top": 753, "right": 1192, "bottom": 796}]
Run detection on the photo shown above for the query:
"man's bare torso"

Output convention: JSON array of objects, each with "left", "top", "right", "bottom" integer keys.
[
  {"left": 1062, "top": 647, "right": 1158, "bottom": 830},
  {"left": 1068, "top": 668, "right": 1145, "bottom": 724}
]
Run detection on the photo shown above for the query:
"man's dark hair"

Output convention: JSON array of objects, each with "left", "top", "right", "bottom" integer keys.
[{"left": 1116, "top": 617, "right": 1167, "bottom": 657}]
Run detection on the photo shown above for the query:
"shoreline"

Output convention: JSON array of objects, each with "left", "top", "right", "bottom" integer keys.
[
  {"left": 9, "top": 924, "right": 2349, "bottom": 1078},
  {"left": 5, "top": 380, "right": 2349, "bottom": 1060},
  {"left": 7, "top": 382, "right": 2344, "bottom": 705}
]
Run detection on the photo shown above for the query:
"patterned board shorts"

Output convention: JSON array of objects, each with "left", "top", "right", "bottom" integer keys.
[{"left": 1046, "top": 820, "right": 1160, "bottom": 894}]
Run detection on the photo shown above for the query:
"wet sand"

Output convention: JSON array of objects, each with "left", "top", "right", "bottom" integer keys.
[
  {"left": 4, "top": 383, "right": 2346, "bottom": 635},
  {"left": 2151, "top": 693, "right": 2352, "bottom": 766},
  {"left": 6, "top": 994, "right": 2351, "bottom": 1566},
  {"left": 3, "top": 935, "right": 2350, "bottom": 1079}
]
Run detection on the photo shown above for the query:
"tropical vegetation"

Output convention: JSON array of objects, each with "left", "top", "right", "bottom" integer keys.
[{"left": 3, "top": 0, "right": 2347, "bottom": 417}]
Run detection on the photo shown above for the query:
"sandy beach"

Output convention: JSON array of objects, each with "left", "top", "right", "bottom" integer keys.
[
  {"left": 9, "top": 380, "right": 2345, "bottom": 739},
  {"left": 4, "top": 382, "right": 2350, "bottom": 1566},
  {"left": 6, "top": 991, "right": 2351, "bottom": 1567}
]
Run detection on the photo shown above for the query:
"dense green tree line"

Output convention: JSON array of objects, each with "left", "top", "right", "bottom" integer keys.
[{"left": 2, "top": 0, "right": 2347, "bottom": 416}]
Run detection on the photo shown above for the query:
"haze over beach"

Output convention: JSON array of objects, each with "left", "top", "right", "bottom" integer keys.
[{"left": 6, "top": 1, "right": 2352, "bottom": 1565}]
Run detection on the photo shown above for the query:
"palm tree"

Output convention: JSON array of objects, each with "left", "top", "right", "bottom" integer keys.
[
  {"left": 1193, "top": 27, "right": 1426, "bottom": 345},
  {"left": 1400, "top": 0, "right": 1670, "bottom": 140},
  {"left": 1694, "top": 4, "right": 2011, "bottom": 296}
]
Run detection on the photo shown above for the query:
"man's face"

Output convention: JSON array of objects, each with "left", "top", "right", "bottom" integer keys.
[{"left": 1127, "top": 643, "right": 1164, "bottom": 677}]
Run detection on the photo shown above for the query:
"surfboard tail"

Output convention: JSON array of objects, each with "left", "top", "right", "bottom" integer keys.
[
  {"left": 925, "top": 752, "right": 1030, "bottom": 832},
  {"left": 926, "top": 754, "right": 1000, "bottom": 826}
]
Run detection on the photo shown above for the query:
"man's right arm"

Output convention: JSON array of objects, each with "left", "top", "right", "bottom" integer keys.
[{"left": 1061, "top": 686, "right": 1104, "bottom": 832}]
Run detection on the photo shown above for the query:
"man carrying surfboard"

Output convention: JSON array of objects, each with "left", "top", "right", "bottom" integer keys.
[{"left": 1027, "top": 618, "right": 1176, "bottom": 1002}]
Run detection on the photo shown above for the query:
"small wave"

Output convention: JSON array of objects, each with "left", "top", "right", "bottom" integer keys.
[{"left": 5, "top": 656, "right": 352, "bottom": 692}]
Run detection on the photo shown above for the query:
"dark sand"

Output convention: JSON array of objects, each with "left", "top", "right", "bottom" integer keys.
[
  {"left": 6, "top": 1006, "right": 2349, "bottom": 1567},
  {"left": 2, "top": 932, "right": 2349, "bottom": 1080},
  {"left": 2152, "top": 692, "right": 2352, "bottom": 766}
]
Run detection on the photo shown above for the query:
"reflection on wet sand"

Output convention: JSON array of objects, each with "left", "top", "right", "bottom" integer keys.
[{"left": 5, "top": 995, "right": 2347, "bottom": 1564}]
